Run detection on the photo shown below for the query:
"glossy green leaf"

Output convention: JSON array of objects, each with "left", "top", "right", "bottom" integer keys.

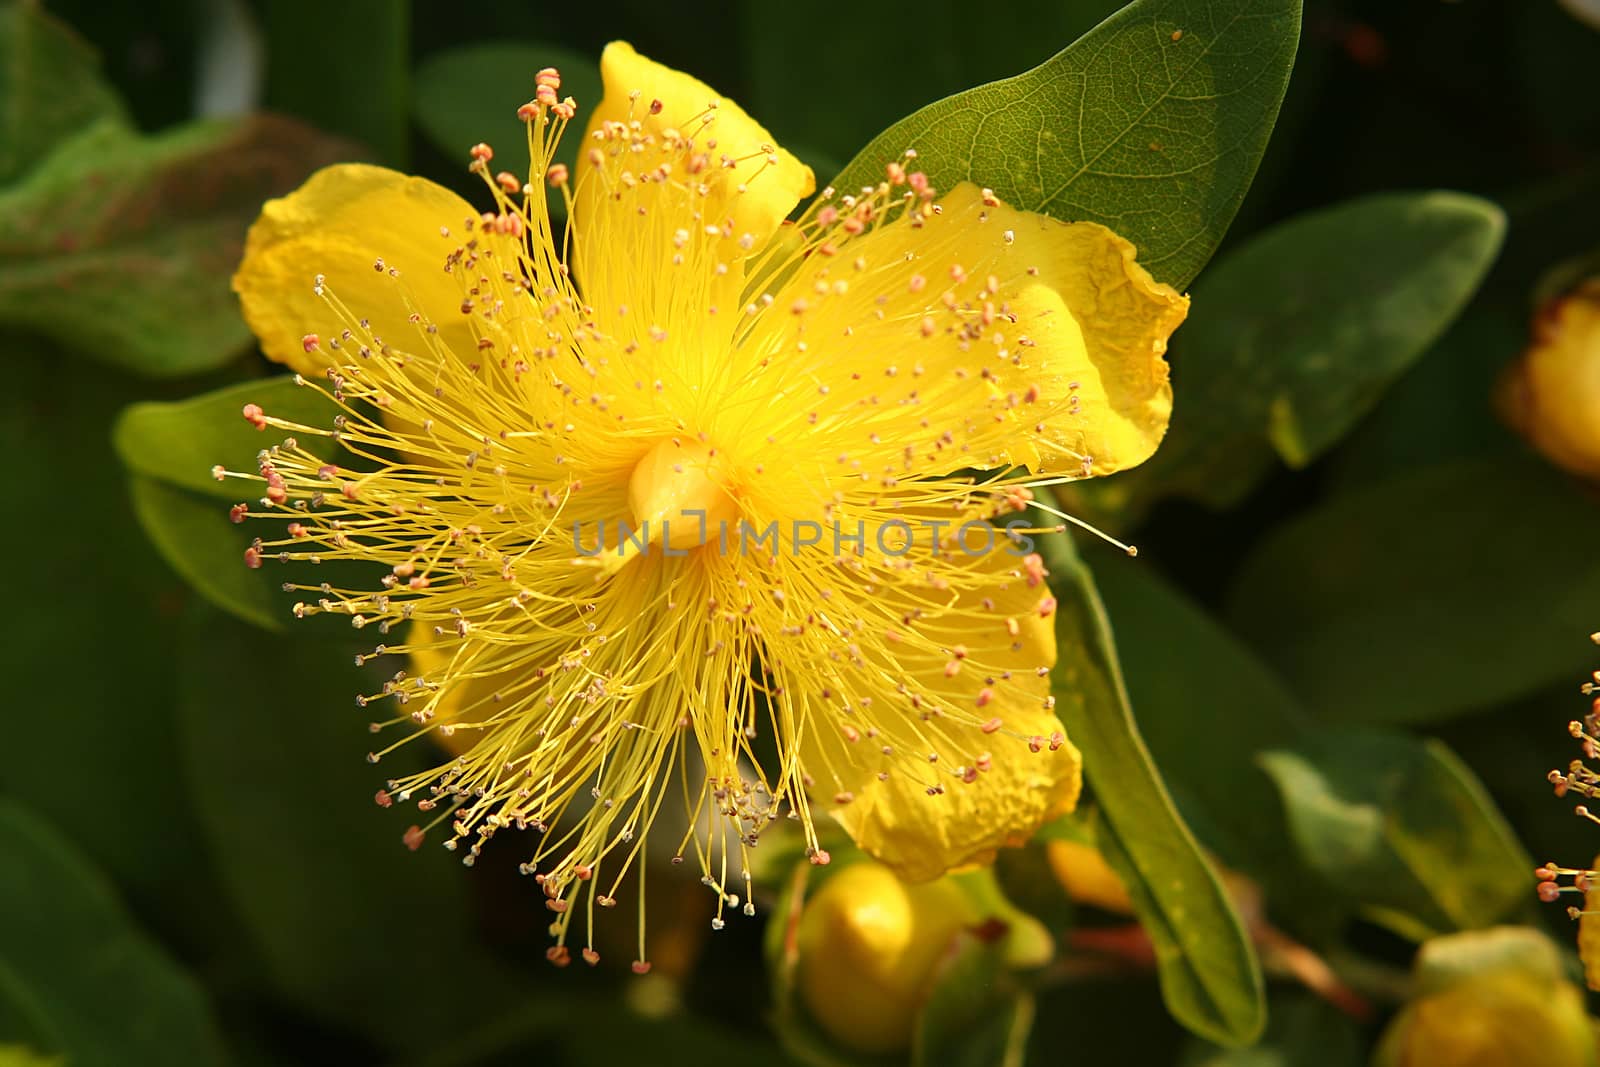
[
  {"left": 0, "top": 3, "right": 127, "bottom": 185},
  {"left": 263, "top": 0, "right": 409, "bottom": 164},
  {"left": 115, "top": 375, "right": 340, "bottom": 500},
  {"left": 0, "top": 800, "right": 229, "bottom": 1066},
  {"left": 1226, "top": 456, "right": 1600, "bottom": 725},
  {"left": 415, "top": 42, "right": 602, "bottom": 183},
  {"left": 745, "top": 1, "right": 1124, "bottom": 164},
  {"left": 826, "top": 0, "right": 1302, "bottom": 289},
  {"left": 1258, "top": 731, "right": 1531, "bottom": 941},
  {"left": 174, "top": 606, "right": 527, "bottom": 1049},
  {"left": 1083, "top": 191, "right": 1505, "bottom": 519},
  {"left": 129, "top": 476, "right": 286, "bottom": 630},
  {"left": 0, "top": 114, "right": 356, "bottom": 377},
  {"left": 1039, "top": 527, "right": 1264, "bottom": 1046}
]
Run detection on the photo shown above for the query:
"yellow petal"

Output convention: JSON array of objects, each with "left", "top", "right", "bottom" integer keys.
[
  {"left": 572, "top": 42, "right": 814, "bottom": 336},
  {"left": 233, "top": 163, "right": 477, "bottom": 375},
  {"left": 802, "top": 542, "right": 1082, "bottom": 882},
  {"left": 724, "top": 182, "right": 1186, "bottom": 494},
  {"left": 1045, "top": 839, "right": 1135, "bottom": 914}
]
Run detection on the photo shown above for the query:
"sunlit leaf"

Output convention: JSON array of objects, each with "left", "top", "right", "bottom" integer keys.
[
  {"left": 826, "top": 0, "right": 1302, "bottom": 289},
  {"left": 116, "top": 375, "right": 340, "bottom": 500}
]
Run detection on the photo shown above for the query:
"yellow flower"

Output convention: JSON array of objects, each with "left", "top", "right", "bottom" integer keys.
[
  {"left": 1497, "top": 278, "right": 1600, "bottom": 479},
  {"left": 224, "top": 42, "right": 1185, "bottom": 968}
]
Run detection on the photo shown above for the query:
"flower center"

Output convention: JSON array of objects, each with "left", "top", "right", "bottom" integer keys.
[{"left": 627, "top": 438, "right": 738, "bottom": 551}]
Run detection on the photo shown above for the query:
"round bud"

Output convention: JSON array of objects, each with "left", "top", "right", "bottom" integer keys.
[{"left": 793, "top": 861, "right": 973, "bottom": 1054}]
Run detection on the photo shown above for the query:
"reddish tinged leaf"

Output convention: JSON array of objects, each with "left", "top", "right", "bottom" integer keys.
[{"left": 0, "top": 114, "right": 361, "bottom": 377}]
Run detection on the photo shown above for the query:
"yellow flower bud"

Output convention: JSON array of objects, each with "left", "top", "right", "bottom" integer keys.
[
  {"left": 1498, "top": 279, "right": 1600, "bottom": 479},
  {"left": 1374, "top": 927, "right": 1599, "bottom": 1067},
  {"left": 793, "top": 861, "right": 974, "bottom": 1054},
  {"left": 1044, "top": 838, "right": 1135, "bottom": 914}
]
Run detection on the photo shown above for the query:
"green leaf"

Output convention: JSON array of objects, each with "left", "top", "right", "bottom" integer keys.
[
  {"left": 115, "top": 375, "right": 340, "bottom": 500},
  {"left": 911, "top": 935, "right": 1034, "bottom": 1067},
  {"left": 415, "top": 42, "right": 602, "bottom": 184},
  {"left": 0, "top": 800, "right": 229, "bottom": 1066},
  {"left": 0, "top": 344, "right": 222, "bottom": 931},
  {"left": 1039, "top": 526, "right": 1265, "bottom": 1046},
  {"left": 174, "top": 606, "right": 528, "bottom": 1049},
  {"left": 1085, "top": 547, "right": 1307, "bottom": 879},
  {"left": 1258, "top": 731, "right": 1531, "bottom": 941},
  {"left": 0, "top": 114, "right": 357, "bottom": 377},
  {"left": 745, "top": 1, "right": 1125, "bottom": 165},
  {"left": 1226, "top": 456, "right": 1600, "bottom": 725},
  {"left": 116, "top": 375, "right": 345, "bottom": 630},
  {"left": 263, "top": 0, "right": 409, "bottom": 165},
  {"left": 1082, "top": 191, "right": 1505, "bottom": 519},
  {"left": 825, "top": 0, "right": 1302, "bottom": 289},
  {"left": 1323, "top": 307, "right": 1525, "bottom": 492},
  {"left": 129, "top": 476, "right": 286, "bottom": 630},
  {"left": 0, "top": 3, "right": 128, "bottom": 185}
]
